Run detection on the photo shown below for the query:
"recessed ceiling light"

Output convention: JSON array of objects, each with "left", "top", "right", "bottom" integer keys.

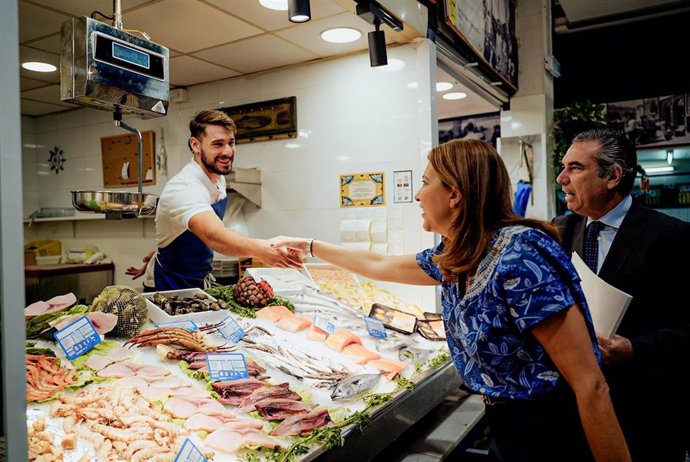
[
  {"left": 442, "top": 92, "right": 467, "bottom": 100},
  {"left": 259, "top": 0, "right": 287, "bottom": 11},
  {"left": 436, "top": 82, "right": 453, "bottom": 92},
  {"left": 22, "top": 62, "right": 56, "bottom": 72},
  {"left": 321, "top": 27, "right": 362, "bottom": 43}
]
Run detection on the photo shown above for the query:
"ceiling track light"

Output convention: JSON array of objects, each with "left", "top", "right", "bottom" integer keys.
[
  {"left": 288, "top": 0, "right": 311, "bottom": 23},
  {"left": 368, "top": 18, "right": 387, "bottom": 67},
  {"left": 355, "top": 0, "right": 403, "bottom": 68}
]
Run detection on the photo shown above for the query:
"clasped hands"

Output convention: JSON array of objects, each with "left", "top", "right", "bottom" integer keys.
[
  {"left": 264, "top": 236, "right": 311, "bottom": 268},
  {"left": 269, "top": 236, "right": 310, "bottom": 257}
]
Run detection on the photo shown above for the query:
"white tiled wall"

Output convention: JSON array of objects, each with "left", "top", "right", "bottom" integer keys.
[
  {"left": 22, "top": 116, "right": 38, "bottom": 218},
  {"left": 22, "top": 42, "right": 438, "bottom": 309}
]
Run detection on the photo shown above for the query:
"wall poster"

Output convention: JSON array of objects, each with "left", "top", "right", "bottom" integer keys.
[
  {"left": 340, "top": 172, "right": 385, "bottom": 207},
  {"left": 393, "top": 170, "right": 413, "bottom": 203}
]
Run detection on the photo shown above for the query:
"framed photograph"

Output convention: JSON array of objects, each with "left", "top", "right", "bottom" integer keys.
[
  {"left": 441, "top": 0, "right": 518, "bottom": 90},
  {"left": 606, "top": 99, "right": 643, "bottom": 144},
  {"left": 439, "top": 112, "right": 501, "bottom": 147},
  {"left": 218, "top": 96, "right": 297, "bottom": 144},
  {"left": 340, "top": 172, "right": 385, "bottom": 207}
]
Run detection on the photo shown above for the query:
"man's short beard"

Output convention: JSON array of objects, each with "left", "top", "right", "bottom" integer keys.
[{"left": 200, "top": 147, "right": 232, "bottom": 175}]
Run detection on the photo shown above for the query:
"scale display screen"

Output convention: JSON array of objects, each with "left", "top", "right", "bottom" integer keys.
[
  {"left": 112, "top": 41, "right": 150, "bottom": 69},
  {"left": 93, "top": 32, "right": 165, "bottom": 80}
]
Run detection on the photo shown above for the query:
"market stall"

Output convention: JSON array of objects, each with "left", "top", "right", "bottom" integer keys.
[{"left": 23, "top": 269, "right": 465, "bottom": 461}]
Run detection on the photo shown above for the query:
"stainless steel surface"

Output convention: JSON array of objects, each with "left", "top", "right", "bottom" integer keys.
[
  {"left": 71, "top": 190, "right": 158, "bottom": 217},
  {"left": 60, "top": 16, "right": 169, "bottom": 119},
  {"left": 398, "top": 393, "right": 485, "bottom": 460},
  {"left": 307, "top": 361, "right": 463, "bottom": 461}
]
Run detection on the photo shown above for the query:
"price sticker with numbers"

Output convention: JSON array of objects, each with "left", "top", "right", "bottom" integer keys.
[
  {"left": 206, "top": 353, "right": 249, "bottom": 381},
  {"left": 156, "top": 320, "right": 198, "bottom": 332},
  {"left": 364, "top": 316, "right": 387, "bottom": 339},
  {"left": 174, "top": 438, "right": 207, "bottom": 462},
  {"left": 217, "top": 316, "right": 245, "bottom": 344},
  {"left": 54, "top": 316, "right": 101, "bottom": 360},
  {"left": 313, "top": 315, "right": 335, "bottom": 334}
]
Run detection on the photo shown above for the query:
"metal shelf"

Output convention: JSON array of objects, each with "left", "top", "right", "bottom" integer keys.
[{"left": 23, "top": 213, "right": 154, "bottom": 224}]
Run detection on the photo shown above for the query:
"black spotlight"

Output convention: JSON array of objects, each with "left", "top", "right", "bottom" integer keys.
[
  {"left": 368, "top": 18, "right": 387, "bottom": 67},
  {"left": 288, "top": 0, "right": 311, "bottom": 23},
  {"left": 355, "top": 1, "right": 403, "bottom": 68}
]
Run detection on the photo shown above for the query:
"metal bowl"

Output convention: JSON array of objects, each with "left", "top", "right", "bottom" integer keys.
[{"left": 71, "top": 190, "right": 158, "bottom": 216}]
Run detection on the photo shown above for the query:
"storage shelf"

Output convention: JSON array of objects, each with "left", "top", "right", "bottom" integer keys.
[{"left": 24, "top": 213, "right": 154, "bottom": 223}]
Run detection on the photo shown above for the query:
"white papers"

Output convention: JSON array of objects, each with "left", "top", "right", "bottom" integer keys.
[
  {"left": 571, "top": 252, "right": 632, "bottom": 338},
  {"left": 341, "top": 219, "right": 371, "bottom": 243},
  {"left": 342, "top": 242, "right": 371, "bottom": 251}
]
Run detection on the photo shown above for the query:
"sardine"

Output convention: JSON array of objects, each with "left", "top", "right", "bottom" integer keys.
[{"left": 330, "top": 373, "right": 380, "bottom": 400}]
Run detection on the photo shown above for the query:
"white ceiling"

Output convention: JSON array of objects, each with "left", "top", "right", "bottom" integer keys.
[{"left": 18, "top": 0, "right": 495, "bottom": 118}]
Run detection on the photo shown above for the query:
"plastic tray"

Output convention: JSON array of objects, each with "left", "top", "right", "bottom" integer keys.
[{"left": 142, "top": 288, "right": 229, "bottom": 325}]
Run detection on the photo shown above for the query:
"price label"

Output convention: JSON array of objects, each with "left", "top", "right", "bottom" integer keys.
[
  {"left": 54, "top": 316, "right": 101, "bottom": 360},
  {"left": 156, "top": 320, "right": 198, "bottom": 332},
  {"left": 217, "top": 316, "right": 245, "bottom": 343},
  {"left": 313, "top": 315, "right": 335, "bottom": 334},
  {"left": 364, "top": 316, "right": 387, "bottom": 339},
  {"left": 174, "top": 438, "right": 207, "bottom": 462},
  {"left": 206, "top": 353, "right": 249, "bottom": 381}
]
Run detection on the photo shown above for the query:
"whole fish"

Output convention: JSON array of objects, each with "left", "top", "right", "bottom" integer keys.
[
  {"left": 330, "top": 373, "right": 380, "bottom": 400},
  {"left": 398, "top": 346, "right": 431, "bottom": 363}
]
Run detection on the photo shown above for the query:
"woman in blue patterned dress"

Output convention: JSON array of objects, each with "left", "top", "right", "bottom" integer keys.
[{"left": 272, "top": 139, "right": 629, "bottom": 462}]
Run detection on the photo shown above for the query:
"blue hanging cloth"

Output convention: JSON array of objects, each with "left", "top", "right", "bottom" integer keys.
[{"left": 513, "top": 180, "right": 532, "bottom": 218}]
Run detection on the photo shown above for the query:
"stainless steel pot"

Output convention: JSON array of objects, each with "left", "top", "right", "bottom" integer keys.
[{"left": 71, "top": 190, "right": 158, "bottom": 218}]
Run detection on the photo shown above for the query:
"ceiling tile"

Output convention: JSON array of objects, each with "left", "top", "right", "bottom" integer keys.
[
  {"left": 28, "top": 0, "right": 153, "bottom": 17},
  {"left": 206, "top": 0, "right": 346, "bottom": 31},
  {"left": 169, "top": 55, "right": 241, "bottom": 86},
  {"left": 275, "top": 12, "right": 372, "bottom": 57},
  {"left": 21, "top": 99, "right": 72, "bottom": 117},
  {"left": 23, "top": 34, "right": 61, "bottom": 54},
  {"left": 21, "top": 77, "right": 54, "bottom": 91},
  {"left": 19, "top": 1, "right": 72, "bottom": 43},
  {"left": 122, "top": 0, "right": 263, "bottom": 53},
  {"left": 22, "top": 85, "right": 79, "bottom": 107},
  {"left": 193, "top": 34, "right": 319, "bottom": 74}
]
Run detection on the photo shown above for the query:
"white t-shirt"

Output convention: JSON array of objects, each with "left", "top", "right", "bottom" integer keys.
[{"left": 155, "top": 160, "right": 227, "bottom": 249}]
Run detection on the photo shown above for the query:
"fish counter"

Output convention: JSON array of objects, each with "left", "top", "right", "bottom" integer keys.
[{"left": 24, "top": 275, "right": 460, "bottom": 461}]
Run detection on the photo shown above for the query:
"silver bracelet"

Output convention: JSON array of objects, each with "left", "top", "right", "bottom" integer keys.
[{"left": 307, "top": 238, "right": 315, "bottom": 257}]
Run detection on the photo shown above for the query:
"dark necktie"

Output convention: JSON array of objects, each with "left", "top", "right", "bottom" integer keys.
[{"left": 583, "top": 221, "right": 604, "bottom": 273}]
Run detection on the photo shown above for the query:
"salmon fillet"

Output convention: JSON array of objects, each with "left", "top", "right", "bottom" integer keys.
[{"left": 325, "top": 329, "right": 362, "bottom": 352}]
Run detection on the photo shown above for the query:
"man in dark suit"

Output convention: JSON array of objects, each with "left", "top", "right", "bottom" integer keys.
[{"left": 554, "top": 128, "right": 690, "bottom": 462}]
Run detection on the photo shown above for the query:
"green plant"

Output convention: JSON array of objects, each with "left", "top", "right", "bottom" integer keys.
[{"left": 552, "top": 101, "right": 608, "bottom": 215}]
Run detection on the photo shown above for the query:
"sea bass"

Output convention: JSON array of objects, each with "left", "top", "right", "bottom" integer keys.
[{"left": 330, "top": 373, "right": 380, "bottom": 400}]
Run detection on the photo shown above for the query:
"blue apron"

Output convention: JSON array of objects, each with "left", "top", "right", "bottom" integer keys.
[{"left": 154, "top": 197, "right": 228, "bottom": 291}]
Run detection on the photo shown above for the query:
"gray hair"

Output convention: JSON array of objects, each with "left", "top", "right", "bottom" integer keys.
[{"left": 572, "top": 128, "right": 637, "bottom": 194}]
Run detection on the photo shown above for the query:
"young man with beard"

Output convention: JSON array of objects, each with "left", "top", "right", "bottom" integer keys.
[{"left": 150, "top": 109, "right": 302, "bottom": 290}]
